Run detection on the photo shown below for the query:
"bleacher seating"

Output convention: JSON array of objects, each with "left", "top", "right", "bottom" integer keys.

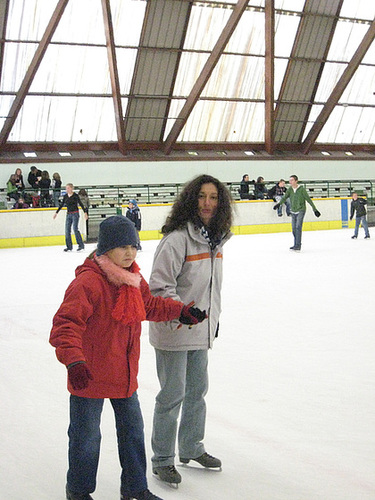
[{"left": 1, "top": 180, "right": 374, "bottom": 218}]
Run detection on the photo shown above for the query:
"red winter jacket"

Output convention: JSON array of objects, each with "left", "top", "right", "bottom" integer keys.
[{"left": 50, "top": 257, "right": 183, "bottom": 398}]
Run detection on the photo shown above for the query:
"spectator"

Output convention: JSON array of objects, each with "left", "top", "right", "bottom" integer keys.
[
  {"left": 52, "top": 172, "right": 62, "bottom": 207},
  {"left": 53, "top": 183, "right": 88, "bottom": 252},
  {"left": 27, "top": 166, "right": 41, "bottom": 189},
  {"left": 39, "top": 170, "right": 52, "bottom": 207},
  {"left": 126, "top": 199, "right": 142, "bottom": 250},
  {"left": 12, "top": 197, "right": 30, "bottom": 209},
  {"left": 268, "top": 179, "right": 291, "bottom": 216},
  {"left": 254, "top": 176, "right": 268, "bottom": 199},
  {"left": 350, "top": 192, "right": 370, "bottom": 239},
  {"left": 14, "top": 168, "right": 25, "bottom": 194},
  {"left": 49, "top": 215, "right": 205, "bottom": 500},
  {"left": 7, "top": 174, "right": 20, "bottom": 202},
  {"left": 78, "top": 189, "right": 90, "bottom": 237},
  {"left": 274, "top": 174, "right": 321, "bottom": 251},
  {"left": 149, "top": 174, "right": 233, "bottom": 485},
  {"left": 239, "top": 174, "right": 254, "bottom": 200}
]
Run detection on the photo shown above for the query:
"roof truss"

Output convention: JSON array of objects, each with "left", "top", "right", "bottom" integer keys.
[{"left": 0, "top": 0, "right": 374, "bottom": 161}]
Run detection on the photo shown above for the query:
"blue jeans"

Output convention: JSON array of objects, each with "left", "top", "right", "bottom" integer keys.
[
  {"left": 67, "top": 393, "right": 147, "bottom": 496},
  {"left": 151, "top": 349, "right": 208, "bottom": 467},
  {"left": 65, "top": 212, "right": 84, "bottom": 250},
  {"left": 53, "top": 190, "right": 61, "bottom": 207},
  {"left": 275, "top": 196, "right": 291, "bottom": 216},
  {"left": 291, "top": 211, "right": 305, "bottom": 249},
  {"left": 354, "top": 216, "right": 370, "bottom": 237}
]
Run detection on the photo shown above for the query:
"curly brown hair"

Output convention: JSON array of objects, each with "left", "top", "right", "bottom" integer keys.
[{"left": 162, "top": 175, "right": 233, "bottom": 238}]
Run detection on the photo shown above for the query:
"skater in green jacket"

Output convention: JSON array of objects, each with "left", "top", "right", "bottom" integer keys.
[{"left": 274, "top": 175, "right": 321, "bottom": 251}]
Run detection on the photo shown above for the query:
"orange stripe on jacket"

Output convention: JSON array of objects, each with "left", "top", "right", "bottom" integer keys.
[{"left": 185, "top": 252, "right": 223, "bottom": 262}]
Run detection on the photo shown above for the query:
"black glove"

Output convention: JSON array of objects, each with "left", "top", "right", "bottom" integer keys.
[
  {"left": 273, "top": 203, "right": 280, "bottom": 210},
  {"left": 68, "top": 362, "right": 93, "bottom": 390},
  {"left": 314, "top": 210, "right": 321, "bottom": 217},
  {"left": 179, "top": 301, "right": 207, "bottom": 325}
]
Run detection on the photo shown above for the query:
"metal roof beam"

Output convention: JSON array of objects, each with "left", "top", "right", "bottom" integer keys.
[
  {"left": 0, "top": 0, "right": 70, "bottom": 148},
  {"left": 302, "top": 17, "right": 375, "bottom": 154},
  {"left": 101, "top": 0, "right": 126, "bottom": 155},
  {"left": 163, "top": 0, "right": 250, "bottom": 155}
]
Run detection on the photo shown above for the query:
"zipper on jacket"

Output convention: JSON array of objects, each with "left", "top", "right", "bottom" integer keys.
[{"left": 208, "top": 248, "right": 215, "bottom": 348}]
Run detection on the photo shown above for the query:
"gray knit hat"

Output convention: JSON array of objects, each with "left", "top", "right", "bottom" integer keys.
[{"left": 96, "top": 215, "right": 138, "bottom": 256}]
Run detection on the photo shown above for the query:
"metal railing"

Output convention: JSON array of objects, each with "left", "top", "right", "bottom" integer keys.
[{"left": 1, "top": 179, "right": 373, "bottom": 212}]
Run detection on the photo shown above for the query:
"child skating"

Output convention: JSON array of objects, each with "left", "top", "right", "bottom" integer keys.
[{"left": 50, "top": 215, "right": 206, "bottom": 500}]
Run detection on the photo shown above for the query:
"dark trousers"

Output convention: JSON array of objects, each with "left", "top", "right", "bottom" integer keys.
[{"left": 67, "top": 393, "right": 148, "bottom": 496}]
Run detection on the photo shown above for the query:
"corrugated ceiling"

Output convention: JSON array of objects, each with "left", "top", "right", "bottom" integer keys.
[{"left": 0, "top": 0, "right": 374, "bottom": 160}]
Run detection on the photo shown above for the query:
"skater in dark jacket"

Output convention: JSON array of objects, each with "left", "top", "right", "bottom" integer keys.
[
  {"left": 53, "top": 183, "right": 88, "bottom": 252},
  {"left": 126, "top": 199, "right": 142, "bottom": 250},
  {"left": 350, "top": 192, "right": 370, "bottom": 239},
  {"left": 50, "top": 215, "right": 206, "bottom": 500},
  {"left": 268, "top": 179, "right": 291, "bottom": 216}
]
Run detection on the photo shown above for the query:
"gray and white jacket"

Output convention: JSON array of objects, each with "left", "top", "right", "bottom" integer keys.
[{"left": 149, "top": 221, "right": 232, "bottom": 351}]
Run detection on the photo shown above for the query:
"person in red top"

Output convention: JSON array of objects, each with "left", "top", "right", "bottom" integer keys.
[{"left": 50, "top": 216, "right": 206, "bottom": 500}]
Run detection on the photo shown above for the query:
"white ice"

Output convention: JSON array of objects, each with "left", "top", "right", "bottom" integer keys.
[{"left": 1, "top": 229, "right": 375, "bottom": 500}]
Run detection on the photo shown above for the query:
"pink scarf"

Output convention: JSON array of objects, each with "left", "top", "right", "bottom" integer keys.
[{"left": 95, "top": 254, "right": 146, "bottom": 325}]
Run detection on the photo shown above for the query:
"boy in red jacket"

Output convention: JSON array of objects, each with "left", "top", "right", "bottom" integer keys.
[{"left": 50, "top": 216, "right": 206, "bottom": 500}]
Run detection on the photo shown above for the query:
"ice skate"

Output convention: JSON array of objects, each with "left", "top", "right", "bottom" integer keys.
[
  {"left": 152, "top": 465, "right": 181, "bottom": 487},
  {"left": 121, "top": 488, "right": 163, "bottom": 500},
  {"left": 180, "top": 452, "right": 222, "bottom": 469}
]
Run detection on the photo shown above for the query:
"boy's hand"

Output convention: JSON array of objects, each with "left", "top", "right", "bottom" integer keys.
[
  {"left": 273, "top": 203, "right": 280, "bottom": 210},
  {"left": 68, "top": 363, "right": 93, "bottom": 390},
  {"left": 179, "top": 301, "right": 207, "bottom": 325}
]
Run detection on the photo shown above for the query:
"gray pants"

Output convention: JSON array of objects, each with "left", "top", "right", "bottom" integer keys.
[{"left": 151, "top": 349, "right": 208, "bottom": 467}]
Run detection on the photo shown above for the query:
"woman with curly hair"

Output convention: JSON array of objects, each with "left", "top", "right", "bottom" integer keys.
[{"left": 149, "top": 174, "right": 233, "bottom": 485}]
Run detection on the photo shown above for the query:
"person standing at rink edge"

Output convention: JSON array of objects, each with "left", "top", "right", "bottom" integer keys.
[
  {"left": 350, "top": 192, "right": 370, "bottom": 239},
  {"left": 50, "top": 215, "right": 206, "bottom": 500},
  {"left": 149, "top": 174, "right": 233, "bottom": 485},
  {"left": 53, "top": 183, "right": 88, "bottom": 252},
  {"left": 274, "top": 174, "right": 321, "bottom": 251}
]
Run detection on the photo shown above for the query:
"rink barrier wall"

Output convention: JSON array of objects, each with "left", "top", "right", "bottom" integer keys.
[
  {"left": 0, "top": 198, "right": 355, "bottom": 248},
  {"left": 0, "top": 207, "right": 86, "bottom": 248}
]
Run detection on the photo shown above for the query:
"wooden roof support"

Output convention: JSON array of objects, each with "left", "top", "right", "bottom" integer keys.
[
  {"left": 264, "top": 0, "right": 275, "bottom": 155},
  {"left": 101, "top": 0, "right": 126, "bottom": 155},
  {"left": 163, "top": 0, "right": 250, "bottom": 155},
  {"left": 0, "top": 0, "right": 10, "bottom": 85},
  {"left": 302, "top": 18, "right": 375, "bottom": 154},
  {"left": 0, "top": 0, "right": 70, "bottom": 148}
]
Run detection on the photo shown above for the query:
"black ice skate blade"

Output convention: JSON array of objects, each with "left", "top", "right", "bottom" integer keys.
[
  {"left": 179, "top": 462, "right": 222, "bottom": 472},
  {"left": 152, "top": 474, "right": 179, "bottom": 489}
]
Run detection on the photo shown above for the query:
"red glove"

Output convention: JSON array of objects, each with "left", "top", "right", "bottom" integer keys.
[
  {"left": 68, "top": 363, "right": 93, "bottom": 390},
  {"left": 179, "top": 301, "right": 207, "bottom": 325}
]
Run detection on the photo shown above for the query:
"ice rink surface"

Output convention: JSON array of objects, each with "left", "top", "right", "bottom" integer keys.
[{"left": 1, "top": 229, "right": 375, "bottom": 500}]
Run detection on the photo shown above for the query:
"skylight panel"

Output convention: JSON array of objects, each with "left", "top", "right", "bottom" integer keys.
[
  {"left": 327, "top": 20, "right": 373, "bottom": 62},
  {"left": 1, "top": 43, "right": 39, "bottom": 92},
  {"left": 184, "top": 4, "right": 232, "bottom": 52},
  {"left": 339, "top": 66, "right": 375, "bottom": 106},
  {"left": 314, "top": 106, "right": 366, "bottom": 143},
  {"left": 274, "top": 11, "right": 300, "bottom": 57},
  {"left": 340, "top": 0, "right": 375, "bottom": 21},
  {"left": 29, "top": 45, "right": 111, "bottom": 94},
  {"left": 6, "top": 0, "right": 57, "bottom": 41},
  {"left": 52, "top": 0, "right": 106, "bottom": 45},
  {"left": 111, "top": 0, "right": 146, "bottom": 46},
  {"left": 10, "top": 96, "right": 119, "bottom": 142},
  {"left": 166, "top": 100, "right": 264, "bottom": 142},
  {"left": 201, "top": 54, "right": 265, "bottom": 99}
]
